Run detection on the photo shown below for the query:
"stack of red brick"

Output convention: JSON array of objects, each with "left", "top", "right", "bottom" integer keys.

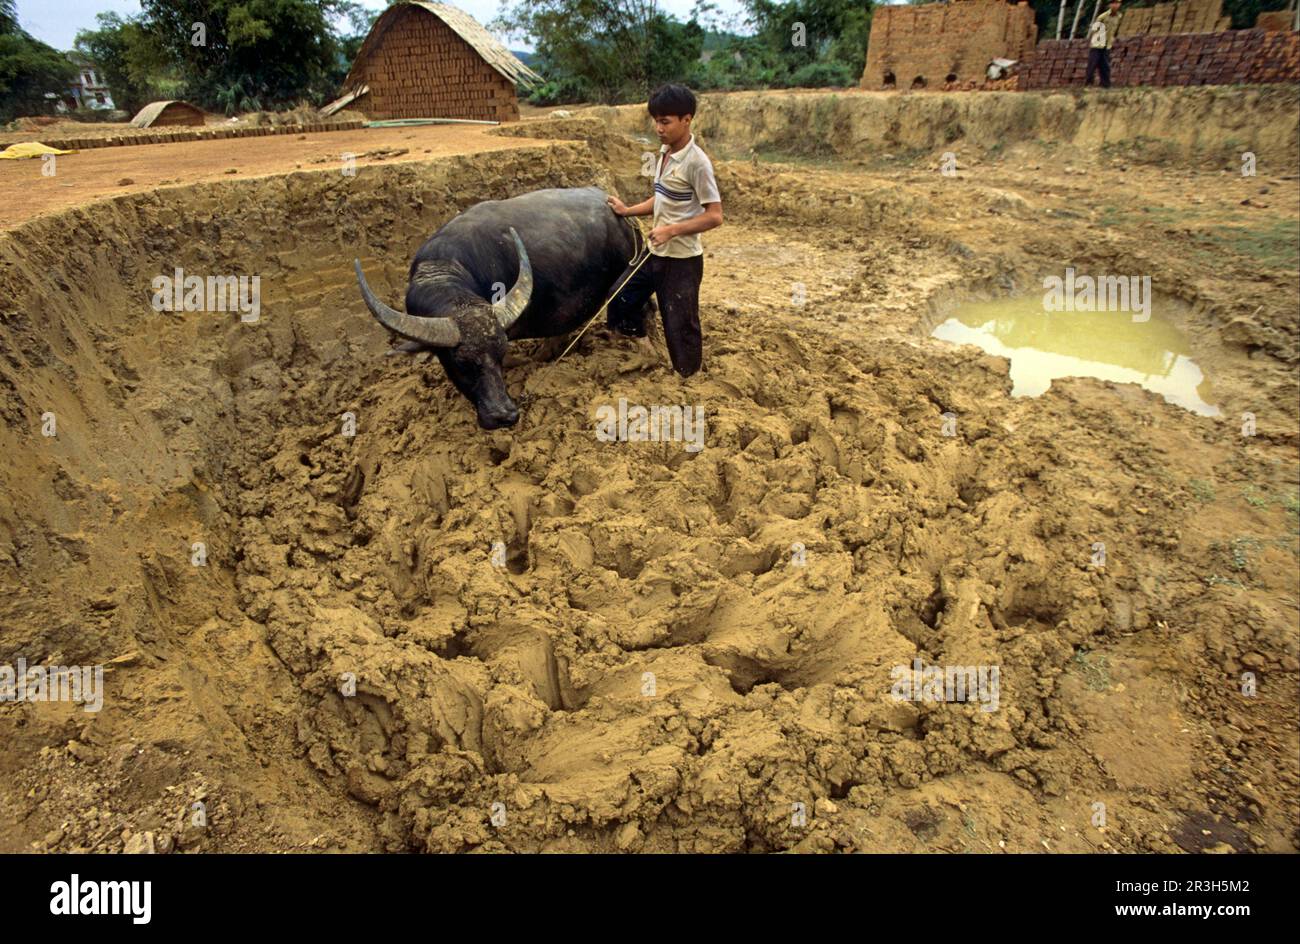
[
  {"left": 940, "top": 74, "right": 1021, "bottom": 92},
  {"left": 1119, "top": 0, "right": 1229, "bottom": 37},
  {"left": 1020, "top": 27, "right": 1300, "bottom": 88}
]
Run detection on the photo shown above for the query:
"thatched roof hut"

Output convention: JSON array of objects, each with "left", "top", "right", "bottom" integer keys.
[{"left": 338, "top": 2, "right": 541, "bottom": 122}]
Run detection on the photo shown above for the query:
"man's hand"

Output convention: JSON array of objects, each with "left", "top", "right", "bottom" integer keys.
[
  {"left": 606, "top": 195, "right": 629, "bottom": 216},
  {"left": 649, "top": 224, "right": 676, "bottom": 246}
]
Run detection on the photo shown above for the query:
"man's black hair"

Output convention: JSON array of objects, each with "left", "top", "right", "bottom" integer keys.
[{"left": 648, "top": 84, "right": 697, "bottom": 119}]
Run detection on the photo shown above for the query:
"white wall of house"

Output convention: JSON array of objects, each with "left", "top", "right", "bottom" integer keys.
[{"left": 67, "top": 61, "right": 115, "bottom": 110}]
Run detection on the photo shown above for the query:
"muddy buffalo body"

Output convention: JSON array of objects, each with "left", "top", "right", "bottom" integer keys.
[{"left": 355, "top": 186, "right": 644, "bottom": 430}]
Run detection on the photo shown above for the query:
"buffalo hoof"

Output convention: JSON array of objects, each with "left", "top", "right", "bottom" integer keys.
[{"left": 478, "top": 408, "right": 519, "bottom": 430}]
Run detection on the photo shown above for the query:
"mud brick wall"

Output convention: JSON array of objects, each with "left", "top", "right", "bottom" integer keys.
[
  {"left": 350, "top": 5, "right": 519, "bottom": 122},
  {"left": 861, "top": 0, "right": 1038, "bottom": 89},
  {"left": 1255, "top": 10, "right": 1297, "bottom": 31},
  {"left": 147, "top": 105, "right": 204, "bottom": 128},
  {"left": 1118, "top": 0, "right": 1229, "bottom": 37},
  {"left": 1020, "top": 28, "right": 1300, "bottom": 88}
]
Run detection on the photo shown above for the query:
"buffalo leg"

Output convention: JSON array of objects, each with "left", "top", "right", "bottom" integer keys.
[{"left": 606, "top": 259, "right": 656, "bottom": 337}]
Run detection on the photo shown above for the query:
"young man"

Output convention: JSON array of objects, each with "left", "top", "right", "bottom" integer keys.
[
  {"left": 605, "top": 84, "right": 722, "bottom": 377},
  {"left": 1086, "top": 0, "right": 1123, "bottom": 89}
]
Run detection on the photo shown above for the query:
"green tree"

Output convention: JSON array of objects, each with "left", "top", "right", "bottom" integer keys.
[
  {"left": 496, "top": 1, "right": 704, "bottom": 104},
  {"left": 0, "top": 0, "right": 78, "bottom": 122},
  {"left": 130, "top": 0, "right": 369, "bottom": 112},
  {"left": 74, "top": 13, "right": 170, "bottom": 116},
  {"left": 499, "top": 0, "right": 872, "bottom": 101},
  {"left": 742, "top": 0, "right": 872, "bottom": 84}
]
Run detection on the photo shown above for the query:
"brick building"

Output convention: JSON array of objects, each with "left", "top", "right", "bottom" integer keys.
[
  {"left": 339, "top": 2, "right": 541, "bottom": 122},
  {"left": 860, "top": 0, "right": 1038, "bottom": 90}
]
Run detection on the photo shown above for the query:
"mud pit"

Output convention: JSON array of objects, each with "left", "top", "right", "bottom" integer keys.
[{"left": 1, "top": 106, "right": 1297, "bottom": 853}]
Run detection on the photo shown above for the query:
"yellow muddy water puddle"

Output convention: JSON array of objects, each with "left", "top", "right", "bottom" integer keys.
[{"left": 931, "top": 296, "right": 1220, "bottom": 416}]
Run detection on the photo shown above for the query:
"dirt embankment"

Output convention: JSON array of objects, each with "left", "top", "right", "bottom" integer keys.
[
  {"left": 579, "top": 85, "right": 1300, "bottom": 168},
  {"left": 0, "top": 115, "right": 1296, "bottom": 853},
  {"left": 0, "top": 122, "right": 545, "bottom": 231}
]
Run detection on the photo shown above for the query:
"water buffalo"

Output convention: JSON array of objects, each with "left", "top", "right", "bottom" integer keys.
[{"left": 355, "top": 186, "right": 643, "bottom": 430}]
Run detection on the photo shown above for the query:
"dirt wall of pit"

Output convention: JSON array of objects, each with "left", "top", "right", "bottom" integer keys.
[{"left": 579, "top": 85, "right": 1300, "bottom": 167}]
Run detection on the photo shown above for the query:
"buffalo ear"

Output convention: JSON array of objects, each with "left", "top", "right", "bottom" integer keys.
[{"left": 385, "top": 340, "right": 428, "bottom": 357}]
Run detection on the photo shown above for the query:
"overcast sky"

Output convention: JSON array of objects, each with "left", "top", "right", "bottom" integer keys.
[{"left": 15, "top": 0, "right": 766, "bottom": 52}]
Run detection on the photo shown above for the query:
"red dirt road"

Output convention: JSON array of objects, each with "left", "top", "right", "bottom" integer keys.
[{"left": 1, "top": 123, "right": 550, "bottom": 230}]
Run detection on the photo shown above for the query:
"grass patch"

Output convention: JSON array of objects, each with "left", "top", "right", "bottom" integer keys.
[
  {"left": 1100, "top": 135, "right": 1181, "bottom": 166},
  {"left": 1098, "top": 204, "right": 1122, "bottom": 228},
  {"left": 1206, "top": 574, "right": 1245, "bottom": 589},
  {"left": 1236, "top": 485, "right": 1300, "bottom": 515},
  {"left": 1072, "top": 650, "right": 1112, "bottom": 691},
  {"left": 1241, "top": 485, "right": 1270, "bottom": 507},
  {"left": 1207, "top": 219, "right": 1300, "bottom": 271},
  {"left": 1209, "top": 535, "right": 1265, "bottom": 577},
  {"left": 717, "top": 144, "right": 858, "bottom": 172},
  {"left": 809, "top": 94, "right": 838, "bottom": 146},
  {"left": 1171, "top": 219, "right": 1300, "bottom": 272},
  {"left": 1231, "top": 536, "right": 1264, "bottom": 570},
  {"left": 1095, "top": 204, "right": 1296, "bottom": 273}
]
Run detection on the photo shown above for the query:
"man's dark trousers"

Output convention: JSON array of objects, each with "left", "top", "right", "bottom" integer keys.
[
  {"left": 1086, "top": 48, "right": 1111, "bottom": 88},
  {"left": 606, "top": 253, "right": 704, "bottom": 377}
]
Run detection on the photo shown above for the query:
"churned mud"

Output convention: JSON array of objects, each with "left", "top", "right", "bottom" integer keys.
[{"left": 0, "top": 100, "right": 1296, "bottom": 852}]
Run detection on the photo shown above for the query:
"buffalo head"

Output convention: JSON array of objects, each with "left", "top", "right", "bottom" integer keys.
[{"left": 355, "top": 228, "right": 533, "bottom": 430}]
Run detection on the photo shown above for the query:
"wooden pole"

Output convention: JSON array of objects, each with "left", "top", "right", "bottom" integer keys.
[
  {"left": 1057, "top": 0, "right": 1068, "bottom": 39},
  {"left": 1090, "top": 0, "right": 1103, "bottom": 36},
  {"left": 1069, "top": 2, "right": 1086, "bottom": 39}
]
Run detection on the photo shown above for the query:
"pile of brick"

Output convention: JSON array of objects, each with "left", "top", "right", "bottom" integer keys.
[
  {"left": 0, "top": 119, "right": 366, "bottom": 154},
  {"left": 1020, "top": 28, "right": 1300, "bottom": 89},
  {"left": 861, "top": 0, "right": 1037, "bottom": 89},
  {"left": 940, "top": 74, "right": 1021, "bottom": 92},
  {"left": 1118, "top": 0, "right": 1230, "bottom": 37},
  {"left": 348, "top": 6, "right": 521, "bottom": 121},
  {"left": 1255, "top": 10, "right": 1297, "bottom": 31}
]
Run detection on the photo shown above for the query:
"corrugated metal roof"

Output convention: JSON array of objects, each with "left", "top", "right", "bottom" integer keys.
[
  {"left": 319, "top": 84, "right": 369, "bottom": 117},
  {"left": 343, "top": 2, "right": 542, "bottom": 90},
  {"left": 130, "top": 100, "right": 205, "bottom": 128}
]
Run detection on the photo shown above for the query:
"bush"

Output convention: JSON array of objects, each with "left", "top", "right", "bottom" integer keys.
[
  {"left": 786, "top": 60, "right": 856, "bottom": 89},
  {"left": 526, "top": 74, "right": 592, "bottom": 107}
]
